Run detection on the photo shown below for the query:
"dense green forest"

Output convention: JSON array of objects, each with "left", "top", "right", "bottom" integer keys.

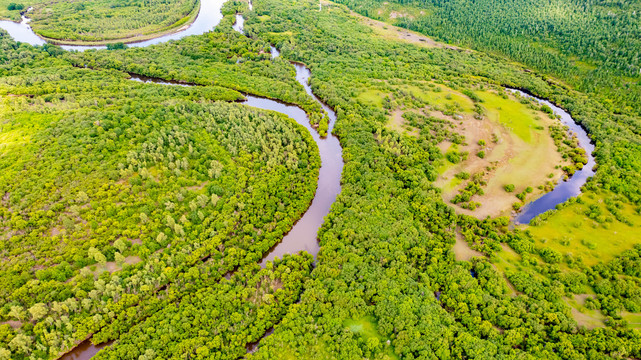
[
  {"left": 0, "top": 22, "right": 321, "bottom": 357},
  {"left": 335, "top": 0, "right": 641, "bottom": 119},
  {"left": 0, "top": 0, "right": 199, "bottom": 43},
  {"left": 240, "top": 0, "right": 641, "bottom": 358},
  {"left": 0, "top": 0, "right": 641, "bottom": 358}
]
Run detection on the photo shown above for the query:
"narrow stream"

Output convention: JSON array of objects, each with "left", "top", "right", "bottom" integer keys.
[
  {"left": 511, "top": 89, "right": 595, "bottom": 224},
  {"left": 61, "top": 5, "right": 341, "bottom": 359},
  {"left": 58, "top": 340, "right": 112, "bottom": 360}
]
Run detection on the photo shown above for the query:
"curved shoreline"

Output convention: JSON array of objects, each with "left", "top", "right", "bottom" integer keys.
[
  {"left": 57, "top": 18, "right": 343, "bottom": 357},
  {"left": 33, "top": 0, "right": 202, "bottom": 46},
  {"left": 510, "top": 88, "right": 596, "bottom": 225},
  {"left": 0, "top": 0, "right": 228, "bottom": 51}
]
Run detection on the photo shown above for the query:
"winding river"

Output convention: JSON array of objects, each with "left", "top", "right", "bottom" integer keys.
[
  {"left": 3, "top": 0, "right": 343, "bottom": 357},
  {"left": 511, "top": 89, "right": 596, "bottom": 225},
  {"left": 0, "top": 0, "right": 228, "bottom": 51},
  {"left": 59, "top": 62, "right": 343, "bottom": 360},
  {"left": 1, "top": 0, "right": 594, "bottom": 358}
]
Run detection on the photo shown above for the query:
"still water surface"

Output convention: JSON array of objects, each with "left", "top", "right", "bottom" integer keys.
[{"left": 511, "top": 89, "right": 595, "bottom": 224}]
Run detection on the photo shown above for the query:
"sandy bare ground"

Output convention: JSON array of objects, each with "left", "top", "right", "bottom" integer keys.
[
  {"left": 452, "top": 232, "right": 484, "bottom": 261},
  {"left": 431, "top": 103, "right": 566, "bottom": 219},
  {"left": 564, "top": 294, "right": 605, "bottom": 329},
  {"left": 0, "top": 320, "right": 22, "bottom": 329},
  {"left": 389, "top": 109, "right": 420, "bottom": 137}
]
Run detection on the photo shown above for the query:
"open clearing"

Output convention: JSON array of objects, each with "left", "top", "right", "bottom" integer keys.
[
  {"left": 524, "top": 192, "right": 641, "bottom": 265},
  {"left": 563, "top": 294, "right": 605, "bottom": 329},
  {"left": 393, "top": 87, "right": 569, "bottom": 218},
  {"left": 452, "top": 232, "right": 484, "bottom": 261},
  {"left": 344, "top": 316, "right": 399, "bottom": 359}
]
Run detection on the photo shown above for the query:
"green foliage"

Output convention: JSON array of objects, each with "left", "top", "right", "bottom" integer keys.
[
  {"left": 0, "top": 30, "right": 320, "bottom": 358},
  {"left": 26, "top": 0, "right": 199, "bottom": 43},
  {"left": 337, "top": 0, "right": 641, "bottom": 119},
  {"left": 7, "top": 3, "right": 23, "bottom": 10},
  {"left": 1, "top": 0, "right": 641, "bottom": 357},
  {"left": 504, "top": 184, "right": 515, "bottom": 193},
  {"left": 105, "top": 42, "right": 126, "bottom": 50},
  {"left": 94, "top": 254, "right": 312, "bottom": 360}
]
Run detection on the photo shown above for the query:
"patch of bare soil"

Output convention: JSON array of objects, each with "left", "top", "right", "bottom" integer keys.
[
  {"left": 452, "top": 232, "right": 484, "bottom": 261},
  {"left": 433, "top": 105, "right": 567, "bottom": 219},
  {"left": 81, "top": 255, "right": 142, "bottom": 278},
  {"left": 0, "top": 320, "right": 22, "bottom": 329},
  {"left": 389, "top": 11, "right": 411, "bottom": 19},
  {"left": 50, "top": 226, "right": 62, "bottom": 236},
  {"left": 388, "top": 109, "right": 420, "bottom": 137},
  {"left": 569, "top": 307, "right": 604, "bottom": 329}
]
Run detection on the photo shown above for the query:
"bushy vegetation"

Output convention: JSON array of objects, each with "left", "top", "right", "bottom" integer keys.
[
  {"left": 0, "top": 28, "right": 320, "bottom": 358},
  {"left": 3, "top": 0, "right": 199, "bottom": 44},
  {"left": 239, "top": 0, "right": 641, "bottom": 358},
  {"left": 94, "top": 254, "right": 312, "bottom": 359},
  {"left": 6, "top": 3, "right": 22, "bottom": 11},
  {"left": 337, "top": 0, "right": 641, "bottom": 119},
  {"left": 1, "top": 0, "right": 641, "bottom": 357}
]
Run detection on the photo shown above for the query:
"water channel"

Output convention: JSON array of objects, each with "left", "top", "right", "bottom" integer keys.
[
  {"left": 0, "top": 0, "right": 228, "bottom": 51},
  {"left": 0, "top": 1, "right": 595, "bottom": 357},
  {"left": 510, "top": 89, "right": 596, "bottom": 224}
]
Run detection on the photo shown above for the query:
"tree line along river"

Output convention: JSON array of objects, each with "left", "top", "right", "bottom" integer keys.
[{"left": 0, "top": 0, "right": 595, "bottom": 357}]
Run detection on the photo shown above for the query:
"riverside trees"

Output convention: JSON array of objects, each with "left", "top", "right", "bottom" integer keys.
[
  {"left": 1, "top": 0, "right": 641, "bottom": 358},
  {"left": 0, "top": 31, "right": 319, "bottom": 358}
]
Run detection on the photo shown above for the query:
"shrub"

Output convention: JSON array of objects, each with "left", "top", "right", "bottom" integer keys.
[
  {"left": 7, "top": 3, "right": 24, "bottom": 10},
  {"left": 106, "top": 42, "right": 127, "bottom": 50},
  {"left": 446, "top": 151, "right": 461, "bottom": 164},
  {"left": 455, "top": 172, "right": 470, "bottom": 180},
  {"left": 504, "top": 184, "right": 515, "bottom": 192}
]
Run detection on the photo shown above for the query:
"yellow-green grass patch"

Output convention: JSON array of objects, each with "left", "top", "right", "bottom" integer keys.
[
  {"left": 0, "top": 128, "right": 29, "bottom": 155},
  {"left": 344, "top": 316, "right": 399, "bottom": 359},
  {"left": 490, "top": 244, "right": 523, "bottom": 295},
  {"left": 524, "top": 192, "right": 641, "bottom": 266},
  {"left": 397, "top": 84, "right": 475, "bottom": 113},
  {"left": 476, "top": 91, "right": 544, "bottom": 143},
  {"left": 356, "top": 89, "right": 386, "bottom": 108},
  {"left": 622, "top": 312, "right": 641, "bottom": 328}
]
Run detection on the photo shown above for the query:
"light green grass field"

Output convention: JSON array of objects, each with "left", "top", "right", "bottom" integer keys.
[
  {"left": 476, "top": 91, "right": 542, "bottom": 143},
  {"left": 344, "top": 316, "right": 399, "bottom": 359},
  {"left": 356, "top": 89, "right": 386, "bottom": 108},
  {"left": 525, "top": 192, "right": 641, "bottom": 265},
  {"left": 623, "top": 312, "right": 641, "bottom": 328},
  {"left": 407, "top": 84, "right": 475, "bottom": 112}
]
